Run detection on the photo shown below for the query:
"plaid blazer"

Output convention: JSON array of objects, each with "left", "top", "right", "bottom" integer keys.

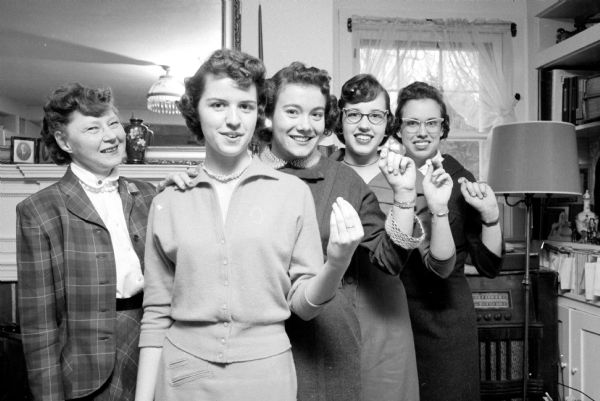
[{"left": 16, "top": 167, "right": 156, "bottom": 401}]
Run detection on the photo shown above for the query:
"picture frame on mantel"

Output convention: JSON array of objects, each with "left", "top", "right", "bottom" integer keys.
[
  {"left": 36, "top": 138, "right": 53, "bottom": 164},
  {"left": 10, "top": 136, "right": 37, "bottom": 164}
]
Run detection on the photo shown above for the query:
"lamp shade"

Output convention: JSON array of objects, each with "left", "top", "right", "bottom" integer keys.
[
  {"left": 487, "top": 121, "right": 580, "bottom": 196},
  {"left": 146, "top": 66, "right": 185, "bottom": 115}
]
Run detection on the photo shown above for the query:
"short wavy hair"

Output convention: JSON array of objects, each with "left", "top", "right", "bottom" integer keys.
[
  {"left": 41, "top": 83, "right": 116, "bottom": 165},
  {"left": 335, "top": 74, "right": 394, "bottom": 144},
  {"left": 177, "top": 49, "right": 266, "bottom": 141},
  {"left": 394, "top": 81, "right": 450, "bottom": 140},
  {"left": 259, "top": 61, "right": 339, "bottom": 143}
]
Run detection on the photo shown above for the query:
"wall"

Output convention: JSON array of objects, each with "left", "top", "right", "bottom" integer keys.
[
  {"left": 241, "top": 0, "right": 335, "bottom": 76},
  {"left": 241, "top": 0, "right": 529, "bottom": 120}
]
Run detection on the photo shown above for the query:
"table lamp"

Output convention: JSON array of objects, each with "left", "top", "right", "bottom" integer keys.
[{"left": 487, "top": 121, "right": 581, "bottom": 400}]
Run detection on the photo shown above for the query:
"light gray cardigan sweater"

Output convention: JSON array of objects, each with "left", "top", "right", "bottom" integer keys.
[{"left": 139, "top": 158, "right": 324, "bottom": 363}]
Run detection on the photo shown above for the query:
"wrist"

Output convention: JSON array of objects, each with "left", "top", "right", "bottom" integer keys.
[
  {"left": 326, "top": 257, "right": 351, "bottom": 272},
  {"left": 481, "top": 216, "right": 500, "bottom": 227},
  {"left": 428, "top": 203, "right": 449, "bottom": 214},
  {"left": 481, "top": 211, "right": 499, "bottom": 224},
  {"left": 393, "top": 189, "right": 416, "bottom": 203}
]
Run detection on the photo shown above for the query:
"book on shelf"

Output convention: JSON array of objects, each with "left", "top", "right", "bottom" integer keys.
[
  {"left": 585, "top": 74, "right": 600, "bottom": 98},
  {"left": 583, "top": 95, "right": 600, "bottom": 123},
  {"left": 582, "top": 74, "right": 600, "bottom": 123},
  {"left": 540, "top": 69, "right": 594, "bottom": 123},
  {"left": 562, "top": 76, "right": 585, "bottom": 124}
]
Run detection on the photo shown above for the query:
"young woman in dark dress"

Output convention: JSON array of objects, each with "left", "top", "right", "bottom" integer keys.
[{"left": 395, "top": 81, "right": 504, "bottom": 401}]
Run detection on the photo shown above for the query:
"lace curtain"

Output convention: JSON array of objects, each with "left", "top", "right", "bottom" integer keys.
[
  {"left": 353, "top": 17, "right": 516, "bottom": 132},
  {"left": 352, "top": 17, "right": 516, "bottom": 178}
]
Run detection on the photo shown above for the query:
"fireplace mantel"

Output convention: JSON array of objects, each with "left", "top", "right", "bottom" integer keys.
[{"left": 0, "top": 163, "right": 194, "bottom": 281}]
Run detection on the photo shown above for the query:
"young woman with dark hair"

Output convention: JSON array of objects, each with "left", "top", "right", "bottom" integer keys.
[{"left": 135, "top": 50, "right": 363, "bottom": 401}]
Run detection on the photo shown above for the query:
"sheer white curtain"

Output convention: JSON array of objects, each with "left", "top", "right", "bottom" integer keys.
[{"left": 352, "top": 17, "right": 516, "bottom": 179}]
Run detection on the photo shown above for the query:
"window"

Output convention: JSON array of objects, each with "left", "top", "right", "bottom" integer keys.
[
  {"left": 352, "top": 18, "right": 515, "bottom": 178},
  {"left": 353, "top": 18, "right": 514, "bottom": 135}
]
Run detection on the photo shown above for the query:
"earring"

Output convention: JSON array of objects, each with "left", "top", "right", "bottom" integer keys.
[{"left": 264, "top": 118, "right": 272, "bottom": 128}]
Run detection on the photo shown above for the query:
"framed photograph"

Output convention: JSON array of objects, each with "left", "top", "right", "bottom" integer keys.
[
  {"left": 10, "top": 136, "right": 37, "bottom": 164},
  {"left": 36, "top": 138, "right": 53, "bottom": 164},
  {"left": 543, "top": 206, "right": 570, "bottom": 240}
]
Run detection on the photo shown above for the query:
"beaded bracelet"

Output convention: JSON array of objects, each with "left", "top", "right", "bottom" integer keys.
[
  {"left": 393, "top": 198, "right": 416, "bottom": 209},
  {"left": 385, "top": 212, "right": 425, "bottom": 249}
]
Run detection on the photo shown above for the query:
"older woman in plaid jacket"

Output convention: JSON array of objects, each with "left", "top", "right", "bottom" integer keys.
[{"left": 16, "top": 83, "right": 185, "bottom": 401}]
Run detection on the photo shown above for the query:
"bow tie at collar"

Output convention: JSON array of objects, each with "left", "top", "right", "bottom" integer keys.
[
  {"left": 259, "top": 146, "right": 320, "bottom": 170},
  {"left": 70, "top": 163, "right": 120, "bottom": 193},
  {"left": 79, "top": 179, "right": 119, "bottom": 193}
]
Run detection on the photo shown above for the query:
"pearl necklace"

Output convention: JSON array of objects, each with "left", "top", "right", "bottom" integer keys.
[
  {"left": 342, "top": 158, "right": 379, "bottom": 167},
  {"left": 201, "top": 162, "right": 249, "bottom": 183}
]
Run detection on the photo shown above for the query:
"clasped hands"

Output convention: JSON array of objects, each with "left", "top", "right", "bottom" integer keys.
[{"left": 378, "top": 139, "right": 452, "bottom": 213}]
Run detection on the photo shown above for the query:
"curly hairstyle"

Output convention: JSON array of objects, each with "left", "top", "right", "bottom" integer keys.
[
  {"left": 177, "top": 49, "right": 266, "bottom": 141},
  {"left": 259, "top": 61, "right": 339, "bottom": 143},
  {"left": 41, "top": 83, "right": 116, "bottom": 165},
  {"left": 335, "top": 74, "right": 394, "bottom": 144},
  {"left": 394, "top": 81, "right": 450, "bottom": 140}
]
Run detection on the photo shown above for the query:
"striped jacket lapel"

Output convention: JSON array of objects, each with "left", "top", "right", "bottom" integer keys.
[
  {"left": 59, "top": 167, "right": 105, "bottom": 227},
  {"left": 119, "top": 178, "right": 152, "bottom": 266}
]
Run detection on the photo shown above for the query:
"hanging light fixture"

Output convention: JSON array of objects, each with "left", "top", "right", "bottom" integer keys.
[{"left": 146, "top": 65, "right": 185, "bottom": 114}]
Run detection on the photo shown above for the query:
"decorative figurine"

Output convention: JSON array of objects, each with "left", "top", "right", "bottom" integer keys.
[
  {"left": 548, "top": 211, "right": 573, "bottom": 241},
  {"left": 576, "top": 190, "right": 597, "bottom": 241}
]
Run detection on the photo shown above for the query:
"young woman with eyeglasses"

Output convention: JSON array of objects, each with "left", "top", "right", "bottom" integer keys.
[
  {"left": 394, "top": 81, "right": 503, "bottom": 401},
  {"left": 333, "top": 74, "right": 458, "bottom": 401}
]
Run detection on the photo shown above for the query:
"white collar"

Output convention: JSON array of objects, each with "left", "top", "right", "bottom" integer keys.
[{"left": 71, "top": 162, "right": 120, "bottom": 191}]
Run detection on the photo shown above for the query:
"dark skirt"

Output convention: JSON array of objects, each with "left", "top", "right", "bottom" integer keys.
[
  {"left": 287, "top": 286, "right": 361, "bottom": 401},
  {"left": 402, "top": 259, "right": 481, "bottom": 401}
]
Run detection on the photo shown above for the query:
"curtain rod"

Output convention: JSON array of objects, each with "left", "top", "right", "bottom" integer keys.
[{"left": 347, "top": 17, "right": 517, "bottom": 37}]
